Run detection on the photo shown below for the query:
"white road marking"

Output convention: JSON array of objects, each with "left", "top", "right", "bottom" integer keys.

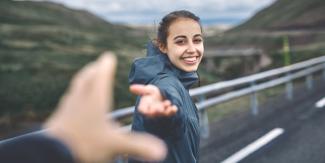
[
  {"left": 221, "top": 128, "right": 284, "bottom": 163},
  {"left": 315, "top": 97, "right": 325, "bottom": 108}
]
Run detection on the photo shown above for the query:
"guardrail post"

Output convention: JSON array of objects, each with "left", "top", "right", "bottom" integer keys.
[
  {"left": 323, "top": 63, "right": 325, "bottom": 80},
  {"left": 198, "top": 95, "right": 210, "bottom": 139},
  {"left": 285, "top": 73, "right": 293, "bottom": 100},
  {"left": 306, "top": 74, "right": 313, "bottom": 90},
  {"left": 250, "top": 82, "right": 259, "bottom": 115}
]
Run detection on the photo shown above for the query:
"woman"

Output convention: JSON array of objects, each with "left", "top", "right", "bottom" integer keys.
[{"left": 129, "top": 10, "right": 204, "bottom": 163}]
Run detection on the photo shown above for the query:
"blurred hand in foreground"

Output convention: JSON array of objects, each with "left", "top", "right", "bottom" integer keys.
[{"left": 45, "top": 52, "right": 167, "bottom": 163}]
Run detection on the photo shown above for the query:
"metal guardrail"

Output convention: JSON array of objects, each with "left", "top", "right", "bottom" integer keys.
[
  {"left": 111, "top": 55, "right": 325, "bottom": 138},
  {"left": 189, "top": 55, "right": 325, "bottom": 97}
]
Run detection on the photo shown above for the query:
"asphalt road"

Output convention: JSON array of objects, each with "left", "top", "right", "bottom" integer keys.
[{"left": 199, "top": 76, "right": 325, "bottom": 163}]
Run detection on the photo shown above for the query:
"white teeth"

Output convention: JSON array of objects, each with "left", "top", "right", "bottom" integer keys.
[{"left": 184, "top": 57, "right": 197, "bottom": 62}]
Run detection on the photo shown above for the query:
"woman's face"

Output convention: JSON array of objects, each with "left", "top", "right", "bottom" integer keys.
[{"left": 160, "top": 18, "right": 204, "bottom": 72}]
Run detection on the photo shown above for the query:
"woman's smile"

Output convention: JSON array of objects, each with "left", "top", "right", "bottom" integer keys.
[{"left": 182, "top": 55, "right": 200, "bottom": 65}]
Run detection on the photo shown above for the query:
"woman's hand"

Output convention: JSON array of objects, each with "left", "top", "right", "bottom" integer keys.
[
  {"left": 44, "top": 52, "right": 166, "bottom": 163},
  {"left": 130, "top": 84, "right": 178, "bottom": 118}
]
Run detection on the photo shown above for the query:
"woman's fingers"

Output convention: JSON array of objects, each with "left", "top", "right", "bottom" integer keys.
[
  {"left": 137, "top": 96, "right": 153, "bottom": 115},
  {"left": 139, "top": 100, "right": 178, "bottom": 118},
  {"left": 164, "top": 105, "right": 178, "bottom": 116},
  {"left": 131, "top": 85, "right": 177, "bottom": 117},
  {"left": 129, "top": 84, "right": 157, "bottom": 96},
  {"left": 130, "top": 84, "right": 162, "bottom": 100},
  {"left": 163, "top": 100, "right": 172, "bottom": 107},
  {"left": 129, "top": 84, "right": 148, "bottom": 96}
]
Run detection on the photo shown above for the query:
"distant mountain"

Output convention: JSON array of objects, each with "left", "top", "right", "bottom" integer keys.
[
  {"left": 204, "top": 0, "right": 325, "bottom": 81},
  {"left": 0, "top": 0, "right": 110, "bottom": 28},
  {"left": 206, "top": 0, "right": 325, "bottom": 51},
  {"left": 0, "top": 0, "right": 148, "bottom": 51},
  {"left": 233, "top": 0, "right": 325, "bottom": 31}
]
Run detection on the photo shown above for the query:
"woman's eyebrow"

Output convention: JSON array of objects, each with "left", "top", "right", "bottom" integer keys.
[
  {"left": 173, "top": 35, "right": 186, "bottom": 40},
  {"left": 173, "top": 34, "right": 202, "bottom": 40}
]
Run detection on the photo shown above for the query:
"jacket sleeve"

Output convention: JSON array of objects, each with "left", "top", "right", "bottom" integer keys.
[
  {"left": 0, "top": 132, "right": 75, "bottom": 163},
  {"left": 141, "top": 76, "right": 187, "bottom": 140}
]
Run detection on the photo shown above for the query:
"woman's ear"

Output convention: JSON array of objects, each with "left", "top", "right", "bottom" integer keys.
[
  {"left": 154, "top": 39, "right": 167, "bottom": 54},
  {"left": 158, "top": 44, "right": 168, "bottom": 54}
]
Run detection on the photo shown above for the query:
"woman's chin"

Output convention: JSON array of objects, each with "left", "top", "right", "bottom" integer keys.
[{"left": 181, "top": 65, "right": 199, "bottom": 72}]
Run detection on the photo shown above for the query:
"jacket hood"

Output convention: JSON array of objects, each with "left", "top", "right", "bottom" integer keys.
[{"left": 128, "top": 42, "right": 198, "bottom": 89}]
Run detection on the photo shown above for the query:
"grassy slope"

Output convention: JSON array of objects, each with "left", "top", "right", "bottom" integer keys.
[
  {"left": 234, "top": 0, "right": 325, "bottom": 30},
  {"left": 205, "top": 0, "right": 325, "bottom": 73},
  {"left": 0, "top": 0, "right": 148, "bottom": 123}
]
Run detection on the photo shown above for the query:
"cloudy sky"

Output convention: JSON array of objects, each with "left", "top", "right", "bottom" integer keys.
[{"left": 45, "top": 0, "right": 275, "bottom": 26}]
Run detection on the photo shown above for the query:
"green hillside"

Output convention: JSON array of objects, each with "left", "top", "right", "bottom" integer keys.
[
  {"left": 0, "top": 0, "right": 147, "bottom": 51},
  {"left": 0, "top": 0, "right": 150, "bottom": 129},
  {"left": 234, "top": 0, "right": 325, "bottom": 30},
  {"left": 205, "top": 0, "right": 325, "bottom": 74}
]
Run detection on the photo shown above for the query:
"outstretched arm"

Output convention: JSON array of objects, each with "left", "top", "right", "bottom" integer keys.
[{"left": 130, "top": 84, "right": 178, "bottom": 118}]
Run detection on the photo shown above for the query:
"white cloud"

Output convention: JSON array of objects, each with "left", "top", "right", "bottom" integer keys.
[{"left": 43, "top": 0, "right": 275, "bottom": 25}]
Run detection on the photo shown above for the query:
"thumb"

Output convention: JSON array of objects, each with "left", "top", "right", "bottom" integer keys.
[
  {"left": 112, "top": 132, "right": 167, "bottom": 161},
  {"left": 129, "top": 84, "right": 151, "bottom": 96}
]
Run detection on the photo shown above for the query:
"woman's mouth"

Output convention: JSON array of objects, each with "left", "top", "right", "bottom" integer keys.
[{"left": 182, "top": 56, "right": 199, "bottom": 65}]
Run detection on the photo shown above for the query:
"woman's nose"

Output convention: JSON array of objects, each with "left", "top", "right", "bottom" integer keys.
[{"left": 186, "top": 42, "right": 196, "bottom": 53}]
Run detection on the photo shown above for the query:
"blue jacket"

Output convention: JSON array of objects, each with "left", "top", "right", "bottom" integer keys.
[
  {"left": 128, "top": 42, "right": 200, "bottom": 163},
  {"left": 0, "top": 132, "right": 75, "bottom": 163}
]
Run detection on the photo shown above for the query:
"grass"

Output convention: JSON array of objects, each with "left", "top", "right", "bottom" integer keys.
[{"left": 0, "top": 1, "right": 150, "bottom": 128}]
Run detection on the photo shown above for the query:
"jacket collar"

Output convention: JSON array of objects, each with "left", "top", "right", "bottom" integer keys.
[{"left": 147, "top": 42, "right": 198, "bottom": 89}]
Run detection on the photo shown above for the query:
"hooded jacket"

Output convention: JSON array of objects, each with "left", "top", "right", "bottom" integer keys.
[
  {"left": 128, "top": 42, "right": 200, "bottom": 163},
  {"left": 0, "top": 133, "right": 75, "bottom": 163}
]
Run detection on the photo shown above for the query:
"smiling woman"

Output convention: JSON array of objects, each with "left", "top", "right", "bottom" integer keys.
[{"left": 128, "top": 10, "right": 203, "bottom": 163}]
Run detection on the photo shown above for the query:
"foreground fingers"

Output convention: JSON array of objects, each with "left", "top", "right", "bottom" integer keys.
[
  {"left": 111, "top": 132, "right": 167, "bottom": 161},
  {"left": 90, "top": 52, "right": 117, "bottom": 113},
  {"left": 45, "top": 53, "right": 120, "bottom": 162}
]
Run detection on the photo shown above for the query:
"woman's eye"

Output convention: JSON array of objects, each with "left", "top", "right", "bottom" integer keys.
[
  {"left": 175, "top": 40, "right": 186, "bottom": 45},
  {"left": 193, "top": 39, "right": 202, "bottom": 44}
]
